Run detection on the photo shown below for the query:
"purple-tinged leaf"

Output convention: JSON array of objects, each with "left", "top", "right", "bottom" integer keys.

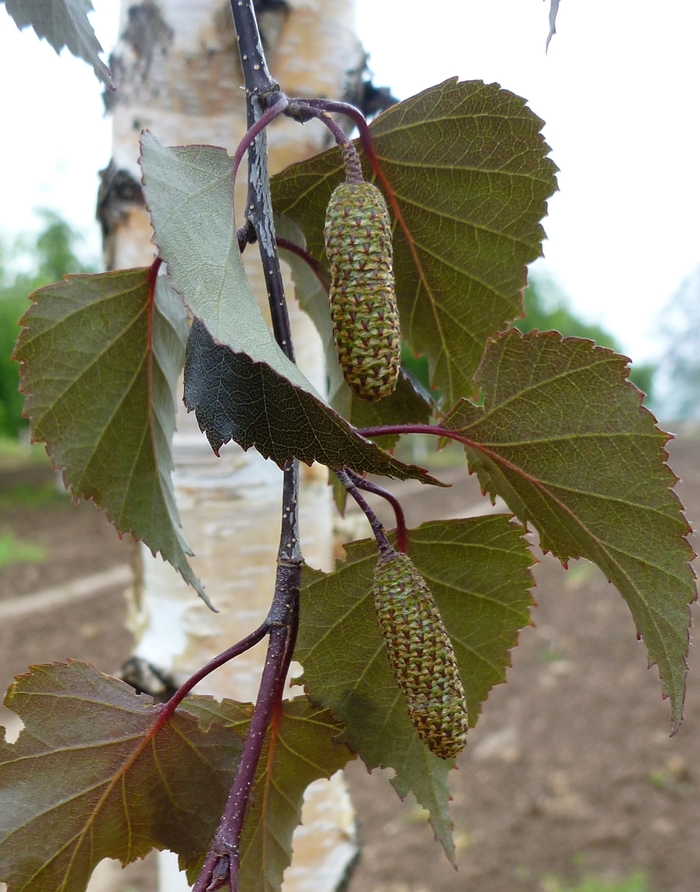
[
  {"left": 296, "top": 516, "right": 535, "bottom": 861},
  {"left": 14, "top": 268, "right": 211, "bottom": 605},
  {"left": 0, "top": 661, "right": 242, "bottom": 892},
  {"left": 443, "top": 329, "right": 696, "bottom": 728}
]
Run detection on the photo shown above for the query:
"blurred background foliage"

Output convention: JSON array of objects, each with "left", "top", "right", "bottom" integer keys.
[
  {"left": 513, "top": 275, "right": 656, "bottom": 401},
  {"left": 401, "top": 272, "right": 659, "bottom": 409},
  {"left": 0, "top": 211, "right": 95, "bottom": 439}
]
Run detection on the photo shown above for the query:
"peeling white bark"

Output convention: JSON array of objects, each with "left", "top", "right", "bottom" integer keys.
[{"left": 108, "top": 1, "right": 363, "bottom": 889}]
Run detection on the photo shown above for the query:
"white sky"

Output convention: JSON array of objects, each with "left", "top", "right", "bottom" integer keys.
[{"left": 1, "top": 0, "right": 699, "bottom": 365}]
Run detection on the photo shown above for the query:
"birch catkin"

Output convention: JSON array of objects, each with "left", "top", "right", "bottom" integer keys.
[
  {"left": 372, "top": 549, "right": 468, "bottom": 759},
  {"left": 323, "top": 181, "right": 401, "bottom": 401}
]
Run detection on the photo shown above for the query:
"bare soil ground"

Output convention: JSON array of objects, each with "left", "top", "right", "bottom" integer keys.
[{"left": 1, "top": 439, "right": 699, "bottom": 892}]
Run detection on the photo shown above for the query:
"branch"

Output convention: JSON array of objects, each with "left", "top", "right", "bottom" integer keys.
[
  {"left": 229, "top": 0, "right": 279, "bottom": 96},
  {"left": 193, "top": 464, "right": 302, "bottom": 892}
]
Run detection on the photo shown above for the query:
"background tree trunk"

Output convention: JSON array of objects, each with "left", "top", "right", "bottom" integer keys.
[{"left": 100, "top": 2, "right": 365, "bottom": 888}]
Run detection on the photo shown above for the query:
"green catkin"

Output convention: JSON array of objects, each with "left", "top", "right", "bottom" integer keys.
[
  {"left": 372, "top": 549, "right": 468, "bottom": 759},
  {"left": 323, "top": 181, "right": 401, "bottom": 401}
]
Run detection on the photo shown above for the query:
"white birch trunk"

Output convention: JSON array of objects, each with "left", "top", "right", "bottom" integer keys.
[{"left": 102, "top": 2, "right": 364, "bottom": 889}]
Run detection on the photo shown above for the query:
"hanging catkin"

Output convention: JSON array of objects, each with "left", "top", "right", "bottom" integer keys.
[
  {"left": 324, "top": 180, "right": 401, "bottom": 401},
  {"left": 372, "top": 549, "right": 468, "bottom": 759}
]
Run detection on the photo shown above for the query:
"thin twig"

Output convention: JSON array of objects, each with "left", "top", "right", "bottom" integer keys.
[
  {"left": 285, "top": 101, "right": 365, "bottom": 183},
  {"left": 336, "top": 468, "right": 392, "bottom": 554},
  {"left": 344, "top": 469, "right": 408, "bottom": 553},
  {"left": 288, "top": 97, "right": 378, "bottom": 172},
  {"left": 231, "top": 0, "right": 279, "bottom": 96},
  {"left": 246, "top": 94, "right": 296, "bottom": 360},
  {"left": 193, "top": 464, "right": 302, "bottom": 892}
]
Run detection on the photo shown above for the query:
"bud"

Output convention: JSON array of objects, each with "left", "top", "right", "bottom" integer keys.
[
  {"left": 324, "top": 181, "right": 401, "bottom": 401},
  {"left": 372, "top": 549, "right": 468, "bottom": 759}
]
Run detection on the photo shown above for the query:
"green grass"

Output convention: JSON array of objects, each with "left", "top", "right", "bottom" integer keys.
[
  {"left": 0, "top": 533, "right": 46, "bottom": 568},
  {"left": 0, "top": 436, "right": 49, "bottom": 465},
  {"left": 0, "top": 481, "right": 65, "bottom": 509},
  {"left": 542, "top": 872, "right": 648, "bottom": 892}
]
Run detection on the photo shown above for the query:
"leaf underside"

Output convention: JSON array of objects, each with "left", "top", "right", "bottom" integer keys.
[
  {"left": 13, "top": 269, "right": 210, "bottom": 603},
  {"left": 271, "top": 78, "right": 559, "bottom": 406},
  {"left": 2, "top": 0, "right": 112, "bottom": 86},
  {"left": 0, "top": 664, "right": 355, "bottom": 892},
  {"left": 183, "top": 318, "right": 439, "bottom": 482},
  {"left": 443, "top": 329, "right": 696, "bottom": 728},
  {"left": 0, "top": 661, "right": 242, "bottom": 892},
  {"left": 296, "top": 516, "right": 535, "bottom": 860}
]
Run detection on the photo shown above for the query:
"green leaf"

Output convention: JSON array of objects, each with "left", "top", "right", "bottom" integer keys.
[
  {"left": 183, "top": 318, "right": 441, "bottom": 483},
  {"left": 13, "top": 268, "right": 210, "bottom": 605},
  {"left": 271, "top": 78, "right": 558, "bottom": 405},
  {"left": 296, "top": 517, "right": 535, "bottom": 860},
  {"left": 443, "top": 329, "right": 696, "bottom": 728},
  {"left": 183, "top": 697, "right": 355, "bottom": 892},
  {"left": 0, "top": 661, "right": 242, "bottom": 892},
  {"left": 2, "top": 0, "right": 112, "bottom": 86}
]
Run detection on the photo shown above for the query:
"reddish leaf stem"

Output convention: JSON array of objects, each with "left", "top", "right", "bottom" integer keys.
[
  {"left": 343, "top": 469, "right": 408, "bottom": 553},
  {"left": 285, "top": 100, "right": 365, "bottom": 183},
  {"left": 154, "top": 623, "right": 269, "bottom": 723},
  {"left": 147, "top": 256, "right": 162, "bottom": 292},
  {"left": 190, "top": 6, "right": 308, "bottom": 890},
  {"left": 276, "top": 236, "right": 329, "bottom": 293},
  {"left": 231, "top": 95, "right": 289, "bottom": 183},
  {"left": 358, "top": 423, "right": 474, "bottom": 447},
  {"left": 336, "top": 468, "right": 392, "bottom": 555},
  {"left": 287, "top": 97, "right": 376, "bottom": 168}
]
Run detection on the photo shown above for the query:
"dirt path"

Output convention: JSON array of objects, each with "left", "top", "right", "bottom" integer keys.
[{"left": 1, "top": 439, "right": 699, "bottom": 892}]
